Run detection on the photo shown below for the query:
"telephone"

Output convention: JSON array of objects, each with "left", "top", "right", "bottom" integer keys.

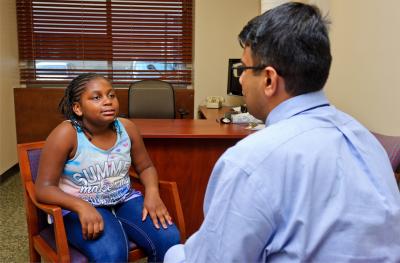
[{"left": 206, "top": 96, "right": 225, "bottom": 109}]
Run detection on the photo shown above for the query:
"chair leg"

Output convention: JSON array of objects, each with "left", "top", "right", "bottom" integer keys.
[
  {"left": 29, "top": 245, "right": 41, "bottom": 263},
  {"left": 128, "top": 248, "right": 147, "bottom": 262}
]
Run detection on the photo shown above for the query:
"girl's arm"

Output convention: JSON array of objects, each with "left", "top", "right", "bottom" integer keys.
[
  {"left": 119, "top": 118, "right": 173, "bottom": 229},
  {"left": 35, "top": 122, "right": 104, "bottom": 240}
]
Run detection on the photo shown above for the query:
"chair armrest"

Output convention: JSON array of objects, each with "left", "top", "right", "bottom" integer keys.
[
  {"left": 158, "top": 180, "right": 186, "bottom": 242},
  {"left": 129, "top": 168, "right": 140, "bottom": 180},
  {"left": 26, "top": 182, "right": 70, "bottom": 262},
  {"left": 26, "top": 182, "right": 63, "bottom": 216}
]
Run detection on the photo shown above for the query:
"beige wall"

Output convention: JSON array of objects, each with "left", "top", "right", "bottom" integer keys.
[
  {"left": 326, "top": 0, "right": 400, "bottom": 135},
  {"left": 0, "top": 0, "right": 19, "bottom": 174},
  {"left": 194, "top": 0, "right": 400, "bottom": 136},
  {"left": 1, "top": 0, "right": 399, "bottom": 173},
  {"left": 193, "top": 0, "right": 260, "bottom": 113},
  {"left": 192, "top": 0, "right": 322, "bottom": 113}
]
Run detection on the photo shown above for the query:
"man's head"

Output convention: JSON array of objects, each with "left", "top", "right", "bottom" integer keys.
[{"left": 237, "top": 2, "right": 331, "bottom": 120}]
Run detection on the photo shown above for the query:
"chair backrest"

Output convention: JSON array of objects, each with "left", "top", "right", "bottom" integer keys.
[
  {"left": 128, "top": 79, "right": 175, "bottom": 119},
  {"left": 17, "top": 141, "right": 48, "bottom": 230},
  {"left": 372, "top": 132, "right": 400, "bottom": 190},
  {"left": 372, "top": 132, "right": 400, "bottom": 173},
  {"left": 18, "top": 141, "right": 45, "bottom": 182}
]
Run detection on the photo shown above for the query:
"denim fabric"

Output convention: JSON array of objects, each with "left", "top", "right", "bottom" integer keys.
[{"left": 64, "top": 196, "right": 180, "bottom": 262}]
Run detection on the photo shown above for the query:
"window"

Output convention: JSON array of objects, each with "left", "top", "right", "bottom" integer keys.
[{"left": 16, "top": 0, "right": 193, "bottom": 86}]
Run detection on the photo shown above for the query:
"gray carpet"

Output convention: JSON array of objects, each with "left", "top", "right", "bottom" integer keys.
[{"left": 0, "top": 172, "right": 29, "bottom": 262}]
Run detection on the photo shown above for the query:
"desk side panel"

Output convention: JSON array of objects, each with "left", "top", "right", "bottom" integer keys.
[{"left": 143, "top": 137, "right": 240, "bottom": 237}]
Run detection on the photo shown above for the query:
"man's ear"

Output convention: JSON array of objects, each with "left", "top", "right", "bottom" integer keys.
[
  {"left": 263, "top": 66, "right": 279, "bottom": 97},
  {"left": 72, "top": 102, "right": 83, "bottom": 117}
]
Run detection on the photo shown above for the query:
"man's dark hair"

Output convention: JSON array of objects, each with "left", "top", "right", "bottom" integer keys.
[{"left": 239, "top": 2, "right": 332, "bottom": 96}]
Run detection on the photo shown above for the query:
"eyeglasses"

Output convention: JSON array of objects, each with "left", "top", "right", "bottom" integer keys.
[{"left": 231, "top": 62, "right": 266, "bottom": 78}]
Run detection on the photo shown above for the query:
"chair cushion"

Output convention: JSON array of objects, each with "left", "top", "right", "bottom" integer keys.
[
  {"left": 40, "top": 226, "right": 88, "bottom": 263},
  {"left": 40, "top": 225, "right": 139, "bottom": 262},
  {"left": 372, "top": 132, "right": 400, "bottom": 172},
  {"left": 27, "top": 148, "right": 42, "bottom": 182}
]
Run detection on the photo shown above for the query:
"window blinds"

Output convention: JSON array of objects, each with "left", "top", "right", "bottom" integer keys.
[{"left": 17, "top": 0, "right": 192, "bottom": 86}]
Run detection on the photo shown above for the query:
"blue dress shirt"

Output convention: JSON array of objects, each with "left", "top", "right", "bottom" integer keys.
[{"left": 165, "top": 91, "right": 400, "bottom": 262}]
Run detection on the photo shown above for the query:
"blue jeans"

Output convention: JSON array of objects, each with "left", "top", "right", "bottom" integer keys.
[{"left": 63, "top": 196, "right": 180, "bottom": 262}]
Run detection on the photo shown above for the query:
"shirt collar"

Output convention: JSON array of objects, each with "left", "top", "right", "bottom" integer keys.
[{"left": 265, "top": 90, "right": 330, "bottom": 126}]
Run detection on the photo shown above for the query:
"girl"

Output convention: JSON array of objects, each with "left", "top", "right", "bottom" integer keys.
[{"left": 35, "top": 73, "right": 180, "bottom": 262}]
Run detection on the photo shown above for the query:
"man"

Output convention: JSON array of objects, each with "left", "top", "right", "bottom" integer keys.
[{"left": 165, "top": 2, "right": 400, "bottom": 262}]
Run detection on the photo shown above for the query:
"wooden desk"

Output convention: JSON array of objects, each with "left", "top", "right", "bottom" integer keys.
[
  {"left": 133, "top": 118, "right": 250, "bottom": 138},
  {"left": 132, "top": 119, "right": 251, "bottom": 236}
]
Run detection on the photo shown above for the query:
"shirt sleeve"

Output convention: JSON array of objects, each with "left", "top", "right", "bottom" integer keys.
[
  {"left": 164, "top": 244, "right": 186, "bottom": 263},
  {"left": 165, "top": 157, "right": 276, "bottom": 263}
]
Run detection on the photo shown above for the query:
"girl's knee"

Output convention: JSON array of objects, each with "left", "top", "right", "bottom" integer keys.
[
  {"left": 158, "top": 225, "right": 181, "bottom": 250},
  {"left": 87, "top": 238, "right": 128, "bottom": 262},
  {"left": 89, "top": 244, "right": 128, "bottom": 262},
  {"left": 166, "top": 225, "right": 181, "bottom": 246},
  {"left": 146, "top": 227, "right": 180, "bottom": 262}
]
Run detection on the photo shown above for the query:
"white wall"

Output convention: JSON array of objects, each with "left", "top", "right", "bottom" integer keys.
[
  {"left": 0, "top": 0, "right": 19, "bottom": 174},
  {"left": 194, "top": 0, "right": 260, "bottom": 114},
  {"left": 326, "top": 0, "right": 400, "bottom": 135}
]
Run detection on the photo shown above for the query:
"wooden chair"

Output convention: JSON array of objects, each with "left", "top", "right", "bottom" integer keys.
[{"left": 17, "top": 141, "right": 186, "bottom": 263}]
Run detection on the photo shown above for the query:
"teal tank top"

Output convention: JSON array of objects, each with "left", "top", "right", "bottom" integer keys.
[{"left": 59, "top": 119, "right": 141, "bottom": 206}]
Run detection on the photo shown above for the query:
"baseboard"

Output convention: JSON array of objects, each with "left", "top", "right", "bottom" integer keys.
[{"left": 0, "top": 163, "right": 19, "bottom": 184}]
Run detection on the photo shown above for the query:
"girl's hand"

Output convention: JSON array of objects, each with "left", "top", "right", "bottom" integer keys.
[
  {"left": 142, "top": 188, "right": 173, "bottom": 229},
  {"left": 76, "top": 201, "right": 104, "bottom": 240}
]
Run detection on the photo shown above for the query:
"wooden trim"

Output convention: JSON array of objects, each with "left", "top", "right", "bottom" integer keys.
[{"left": 131, "top": 119, "right": 251, "bottom": 139}]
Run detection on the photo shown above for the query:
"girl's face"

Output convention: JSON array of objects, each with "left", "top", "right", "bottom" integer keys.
[{"left": 72, "top": 77, "right": 119, "bottom": 126}]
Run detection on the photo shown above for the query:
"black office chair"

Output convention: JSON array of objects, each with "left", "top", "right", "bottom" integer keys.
[{"left": 128, "top": 79, "right": 175, "bottom": 119}]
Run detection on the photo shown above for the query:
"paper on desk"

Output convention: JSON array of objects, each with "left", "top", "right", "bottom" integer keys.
[
  {"left": 231, "top": 112, "right": 263, "bottom": 124},
  {"left": 232, "top": 106, "right": 241, "bottom": 112},
  {"left": 250, "top": 124, "right": 265, "bottom": 131}
]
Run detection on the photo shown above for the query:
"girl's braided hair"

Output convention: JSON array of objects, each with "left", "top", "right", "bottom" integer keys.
[{"left": 58, "top": 73, "right": 117, "bottom": 138}]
